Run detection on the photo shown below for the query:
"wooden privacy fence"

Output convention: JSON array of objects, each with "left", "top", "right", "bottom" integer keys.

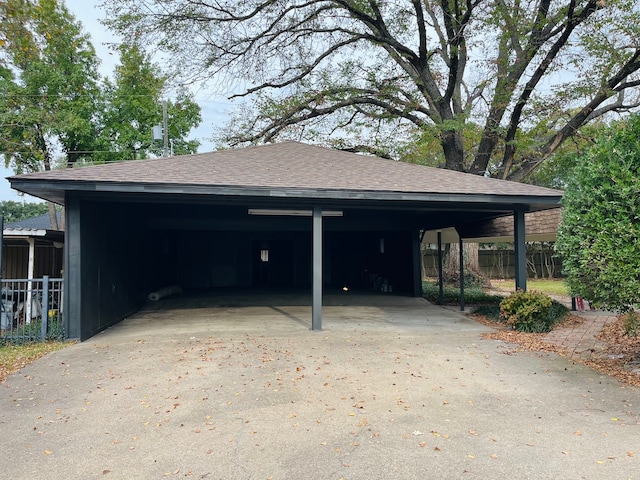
[
  {"left": 422, "top": 246, "right": 562, "bottom": 279},
  {"left": 1, "top": 276, "right": 64, "bottom": 343}
]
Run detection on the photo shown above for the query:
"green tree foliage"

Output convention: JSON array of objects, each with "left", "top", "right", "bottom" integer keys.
[
  {"left": 556, "top": 115, "right": 640, "bottom": 313},
  {"left": 0, "top": 0, "right": 102, "bottom": 172},
  {"left": 95, "top": 44, "right": 201, "bottom": 163},
  {"left": 1, "top": 1, "right": 202, "bottom": 228},
  {"left": 529, "top": 120, "right": 610, "bottom": 189},
  {"left": 1, "top": 0, "right": 202, "bottom": 169},
  {"left": 103, "top": 0, "right": 640, "bottom": 180},
  {"left": 0, "top": 200, "right": 48, "bottom": 223}
]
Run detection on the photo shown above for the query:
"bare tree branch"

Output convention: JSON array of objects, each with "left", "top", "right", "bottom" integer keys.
[
  {"left": 508, "top": 49, "right": 640, "bottom": 181},
  {"left": 104, "top": 0, "right": 640, "bottom": 178}
]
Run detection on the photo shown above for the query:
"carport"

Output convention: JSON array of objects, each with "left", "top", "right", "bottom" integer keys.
[{"left": 8, "top": 142, "right": 562, "bottom": 341}]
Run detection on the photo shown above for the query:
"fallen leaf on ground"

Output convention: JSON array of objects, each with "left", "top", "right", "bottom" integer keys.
[{"left": 476, "top": 313, "right": 640, "bottom": 387}]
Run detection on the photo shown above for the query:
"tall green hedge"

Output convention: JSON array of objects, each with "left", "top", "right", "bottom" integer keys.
[{"left": 556, "top": 116, "right": 640, "bottom": 313}]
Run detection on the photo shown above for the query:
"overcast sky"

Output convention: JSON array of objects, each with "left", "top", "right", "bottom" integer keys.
[{"left": 1, "top": 0, "right": 228, "bottom": 203}]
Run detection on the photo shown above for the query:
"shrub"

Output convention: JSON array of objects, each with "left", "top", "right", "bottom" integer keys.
[
  {"left": 548, "top": 300, "right": 569, "bottom": 324},
  {"left": 556, "top": 115, "right": 640, "bottom": 314},
  {"left": 624, "top": 311, "right": 639, "bottom": 337},
  {"left": 472, "top": 304, "right": 502, "bottom": 321},
  {"left": 499, "top": 290, "right": 564, "bottom": 333}
]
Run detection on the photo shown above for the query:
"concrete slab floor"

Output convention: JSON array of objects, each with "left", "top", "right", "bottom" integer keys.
[{"left": 0, "top": 296, "right": 638, "bottom": 480}]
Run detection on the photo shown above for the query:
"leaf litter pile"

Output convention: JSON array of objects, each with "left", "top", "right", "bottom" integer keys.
[{"left": 472, "top": 312, "right": 640, "bottom": 388}]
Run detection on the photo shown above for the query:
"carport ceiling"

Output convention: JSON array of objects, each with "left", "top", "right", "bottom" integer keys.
[{"left": 8, "top": 141, "right": 562, "bottom": 228}]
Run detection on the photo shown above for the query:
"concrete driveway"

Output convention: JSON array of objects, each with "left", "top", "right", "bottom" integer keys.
[{"left": 1, "top": 294, "right": 638, "bottom": 479}]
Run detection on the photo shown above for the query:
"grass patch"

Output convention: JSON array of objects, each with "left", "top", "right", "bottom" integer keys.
[
  {"left": 0, "top": 342, "right": 70, "bottom": 383},
  {"left": 422, "top": 282, "right": 504, "bottom": 305},
  {"left": 490, "top": 279, "right": 568, "bottom": 296}
]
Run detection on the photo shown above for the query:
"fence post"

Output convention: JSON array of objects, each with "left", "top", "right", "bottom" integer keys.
[{"left": 41, "top": 276, "right": 49, "bottom": 341}]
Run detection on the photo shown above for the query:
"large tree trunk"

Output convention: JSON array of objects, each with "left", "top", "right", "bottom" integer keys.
[
  {"left": 444, "top": 242, "right": 485, "bottom": 285},
  {"left": 47, "top": 201, "right": 59, "bottom": 231},
  {"left": 441, "top": 129, "right": 465, "bottom": 172}
]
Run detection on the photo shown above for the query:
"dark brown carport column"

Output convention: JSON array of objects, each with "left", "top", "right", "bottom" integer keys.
[
  {"left": 514, "top": 210, "right": 527, "bottom": 291},
  {"left": 64, "top": 194, "right": 82, "bottom": 340},
  {"left": 437, "top": 231, "right": 444, "bottom": 305},
  {"left": 459, "top": 235, "right": 465, "bottom": 311},
  {"left": 412, "top": 230, "right": 422, "bottom": 297},
  {"left": 312, "top": 206, "right": 323, "bottom": 330}
]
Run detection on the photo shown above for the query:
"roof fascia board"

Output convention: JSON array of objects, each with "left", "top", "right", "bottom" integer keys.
[
  {"left": 10, "top": 180, "right": 562, "bottom": 207},
  {"left": 3, "top": 229, "right": 48, "bottom": 237}
]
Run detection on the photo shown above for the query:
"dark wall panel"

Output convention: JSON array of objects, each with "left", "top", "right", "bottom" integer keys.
[
  {"left": 2, "top": 244, "right": 63, "bottom": 279},
  {"left": 325, "top": 231, "right": 415, "bottom": 294},
  {"left": 71, "top": 199, "right": 149, "bottom": 340},
  {"left": 175, "top": 232, "right": 251, "bottom": 288},
  {"left": 1, "top": 246, "right": 27, "bottom": 279},
  {"left": 170, "top": 231, "right": 310, "bottom": 290}
]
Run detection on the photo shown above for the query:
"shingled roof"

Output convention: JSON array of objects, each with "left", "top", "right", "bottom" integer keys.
[
  {"left": 424, "top": 208, "right": 562, "bottom": 243},
  {"left": 4, "top": 212, "right": 61, "bottom": 231},
  {"left": 8, "top": 141, "right": 562, "bottom": 208},
  {"left": 459, "top": 208, "right": 562, "bottom": 241}
]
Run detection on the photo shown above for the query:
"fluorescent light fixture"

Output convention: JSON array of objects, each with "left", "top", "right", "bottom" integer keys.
[{"left": 248, "top": 209, "right": 343, "bottom": 217}]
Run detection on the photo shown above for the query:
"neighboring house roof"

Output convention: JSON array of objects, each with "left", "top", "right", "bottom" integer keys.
[
  {"left": 457, "top": 208, "right": 562, "bottom": 242},
  {"left": 423, "top": 208, "right": 562, "bottom": 244},
  {"left": 3, "top": 212, "right": 63, "bottom": 240},
  {"left": 8, "top": 141, "right": 562, "bottom": 210},
  {"left": 4, "top": 212, "right": 60, "bottom": 230}
]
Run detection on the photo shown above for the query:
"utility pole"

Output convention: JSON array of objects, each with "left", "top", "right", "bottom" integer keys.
[
  {"left": 152, "top": 100, "right": 171, "bottom": 157},
  {"left": 162, "top": 99, "right": 169, "bottom": 157}
]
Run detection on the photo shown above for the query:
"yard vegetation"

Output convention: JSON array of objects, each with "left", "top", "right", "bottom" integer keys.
[
  {"left": 422, "top": 281, "right": 504, "bottom": 305},
  {"left": 556, "top": 115, "right": 640, "bottom": 315},
  {"left": 490, "top": 279, "right": 569, "bottom": 297}
]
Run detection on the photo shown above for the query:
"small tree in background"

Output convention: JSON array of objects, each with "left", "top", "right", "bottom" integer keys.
[
  {"left": 1, "top": 0, "right": 102, "bottom": 229},
  {"left": 96, "top": 44, "right": 201, "bottom": 163},
  {"left": 0, "top": 201, "right": 49, "bottom": 223},
  {"left": 556, "top": 115, "right": 640, "bottom": 329}
]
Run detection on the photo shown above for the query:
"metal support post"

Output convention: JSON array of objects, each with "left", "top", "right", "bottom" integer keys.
[
  {"left": 41, "top": 276, "right": 49, "bottom": 341},
  {"left": 437, "top": 231, "right": 444, "bottom": 305},
  {"left": 514, "top": 210, "right": 527, "bottom": 291},
  {"left": 459, "top": 236, "right": 465, "bottom": 311},
  {"left": 162, "top": 100, "right": 169, "bottom": 157},
  {"left": 412, "top": 230, "right": 422, "bottom": 297},
  {"left": 312, "top": 206, "right": 323, "bottom": 330}
]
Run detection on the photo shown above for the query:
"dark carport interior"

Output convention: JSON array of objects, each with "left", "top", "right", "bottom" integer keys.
[{"left": 69, "top": 198, "right": 423, "bottom": 339}]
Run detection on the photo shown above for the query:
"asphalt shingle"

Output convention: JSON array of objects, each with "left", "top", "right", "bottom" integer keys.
[
  {"left": 4, "top": 212, "right": 60, "bottom": 231},
  {"left": 10, "top": 142, "right": 562, "bottom": 198}
]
